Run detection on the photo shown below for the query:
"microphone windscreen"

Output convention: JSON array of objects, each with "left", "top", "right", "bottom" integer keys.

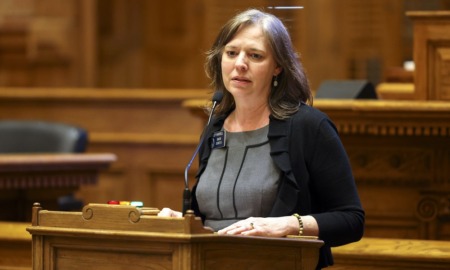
[{"left": 212, "top": 91, "right": 224, "bottom": 103}]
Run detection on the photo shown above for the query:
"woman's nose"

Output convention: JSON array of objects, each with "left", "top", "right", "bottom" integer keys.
[{"left": 235, "top": 53, "right": 248, "bottom": 71}]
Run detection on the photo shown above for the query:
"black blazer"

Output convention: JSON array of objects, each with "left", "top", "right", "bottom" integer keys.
[{"left": 192, "top": 103, "right": 365, "bottom": 269}]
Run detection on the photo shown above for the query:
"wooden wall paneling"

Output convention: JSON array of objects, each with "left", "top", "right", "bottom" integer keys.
[
  {"left": 315, "top": 100, "right": 450, "bottom": 240},
  {"left": 300, "top": 0, "right": 345, "bottom": 91},
  {"left": 0, "top": 27, "right": 29, "bottom": 86},
  {"left": 79, "top": 0, "right": 97, "bottom": 87},
  {"left": 0, "top": 87, "right": 209, "bottom": 211},
  {"left": 2, "top": 0, "right": 450, "bottom": 89},
  {"left": 0, "top": 0, "right": 93, "bottom": 87},
  {"left": 336, "top": 0, "right": 405, "bottom": 85},
  {"left": 344, "top": 137, "right": 433, "bottom": 239},
  {"left": 97, "top": 0, "right": 148, "bottom": 88},
  {"left": 143, "top": 0, "right": 207, "bottom": 88},
  {"left": 147, "top": 164, "right": 199, "bottom": 210},
  {"left": 0, "top": 1, "right": 31, "bottom": 87},
  {"left": 83, "top": 141, "right": 200, "bottom": 209},
  {"left": 94, "top": 0, "right": 413, "bottom": 89},
  {"left": 29, "top": 0, "right": 78, "bottom": 86},
  {"left": 270, "top": 0, "right": 405, "bottom": 91}
]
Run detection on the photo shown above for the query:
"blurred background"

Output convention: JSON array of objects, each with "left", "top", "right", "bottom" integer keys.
[
  {"left": 1, "top": 0, "right": 449, "bottom": 92},
  {"left": 2, "top": 2, "right": 450, "bottom": 269}
]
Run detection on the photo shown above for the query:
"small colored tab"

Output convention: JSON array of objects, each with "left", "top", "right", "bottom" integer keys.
[
  {"left": 130, "top": 201, "right": 144, "bottom": 207},
  {"left": 107, "top": 200, "right": 120, "bottom": 205},
  {"left": 119, "top": 201, "right": 130, "bottom": 205}
]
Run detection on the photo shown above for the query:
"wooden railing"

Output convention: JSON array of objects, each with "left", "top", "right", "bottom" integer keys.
[
  {"left": 0, "top": 221, "right": 31, "bottom": 270},
  {"left": 332, "top": 237, "right": 450, "bottom": 269}
]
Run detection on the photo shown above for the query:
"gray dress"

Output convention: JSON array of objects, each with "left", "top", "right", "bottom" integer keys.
[{"left": 196, "top": 125, "right": 280, "bottom": 231}]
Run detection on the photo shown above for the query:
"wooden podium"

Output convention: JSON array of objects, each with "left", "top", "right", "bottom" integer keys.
[{"left": 27, "top": 203, "right": 324, "bottom": 270}]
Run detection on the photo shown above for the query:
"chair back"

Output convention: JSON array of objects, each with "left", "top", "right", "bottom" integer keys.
[{"left": 0, "top": 120, "right": 88, "bottom": 153}]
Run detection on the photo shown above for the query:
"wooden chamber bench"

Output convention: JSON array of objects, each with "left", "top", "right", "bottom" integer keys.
[
  {"left": 331, "top": 237, "right": 450, "bottom": 269},
  {"left": 0, "top": 222, "right": 31, "bottom": 270}
]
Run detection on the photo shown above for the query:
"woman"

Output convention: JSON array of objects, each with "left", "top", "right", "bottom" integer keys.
[{"left": 159, "top": 8, "right": 364, "bottom": 269}]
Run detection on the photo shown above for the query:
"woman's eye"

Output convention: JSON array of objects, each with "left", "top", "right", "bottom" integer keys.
[
  {"left": 250, "top": 53, "right": 262, "bottom": 60},
  {"left": 226, "top": 51, "right": 238, "bottom": 57}
]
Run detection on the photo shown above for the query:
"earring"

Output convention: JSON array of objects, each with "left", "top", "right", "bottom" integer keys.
[{"left": 273, "top": 75, "right": 278, "bottom": 87}]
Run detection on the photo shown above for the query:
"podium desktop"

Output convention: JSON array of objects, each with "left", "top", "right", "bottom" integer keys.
[{"left": 27, "top": 203, "right": 324, "bottom": 270}]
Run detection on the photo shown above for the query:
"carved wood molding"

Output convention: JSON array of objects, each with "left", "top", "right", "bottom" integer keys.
[
  {"left": 0, "top": 172, "right": 98, "bottom": 189},
  {"left": 184, "top": 98, "right": 450, "bottom": 137},
  {"left": 334, "top": 121, "right": 450, "bottom": 136},
  {"left": 348, "top": 148, "right": 432, "bottom": 185},
  {"left": 314, "top": 100, "right": 450, "bottom": 137},
  {"left": 0, "top": 153, "right": 116, "bottom": 189},
  {"left": 417, "top": 192, "right": 450, "bottom": 222}
]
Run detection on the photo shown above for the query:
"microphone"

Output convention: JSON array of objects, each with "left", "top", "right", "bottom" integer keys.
[{"left": 183, "top": 91, "right": 223, "bottom": 215}]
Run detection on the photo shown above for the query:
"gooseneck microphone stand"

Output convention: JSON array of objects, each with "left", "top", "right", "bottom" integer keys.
[{"left": 182, "top": 91, "right": 223, "bottom": 216}]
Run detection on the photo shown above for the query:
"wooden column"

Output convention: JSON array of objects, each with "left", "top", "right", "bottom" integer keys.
[{"left": 408, "top": 11, "right": 450, "bottom": 100}]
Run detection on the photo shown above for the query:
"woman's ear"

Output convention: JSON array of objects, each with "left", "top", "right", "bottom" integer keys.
[{"left": 274, "top": 66, "right": 283, "bottom": 76}]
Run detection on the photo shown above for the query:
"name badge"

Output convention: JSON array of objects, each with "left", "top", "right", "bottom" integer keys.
[{"left": 211, "top": 131, "right": 226, "bottom": 149}]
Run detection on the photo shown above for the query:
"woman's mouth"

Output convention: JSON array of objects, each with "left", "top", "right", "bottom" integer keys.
[{"left": 232, "top": 76, "right": 251, "bottom": 83}]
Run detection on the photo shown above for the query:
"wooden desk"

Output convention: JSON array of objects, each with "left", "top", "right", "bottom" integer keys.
[
  {"left": 0, "top": 153, "right": 116, "bottom": 221},
  {"left": 27, "top": 203, "right": 324, "bottom": 270}
]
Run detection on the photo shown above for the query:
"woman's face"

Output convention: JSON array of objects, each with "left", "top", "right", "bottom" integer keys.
[{"left": 221, "top": 25, "right": 281, "bottom": 104}]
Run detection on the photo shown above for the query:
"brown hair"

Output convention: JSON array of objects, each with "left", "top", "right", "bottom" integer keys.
[{"left": 205, "top": 8, "right": 312, "bottom": 119}]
